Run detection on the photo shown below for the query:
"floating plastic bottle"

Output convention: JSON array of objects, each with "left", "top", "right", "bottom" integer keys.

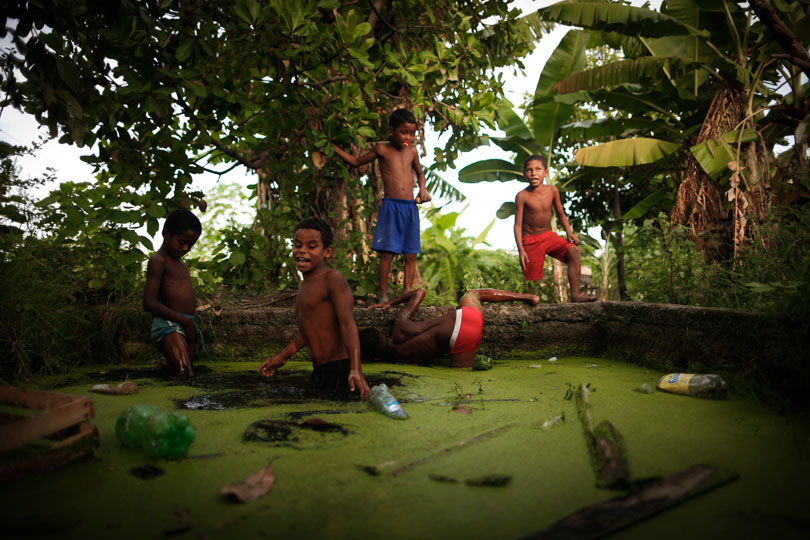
[
  {"left": 116, "top": 405, "right": 196, "bottom": 458},
  {"left": 656, "top": 373, "right": 728, "bottom": 399},
  {"left": 370, "top": 384, "right": 408, "bottom": 419}
]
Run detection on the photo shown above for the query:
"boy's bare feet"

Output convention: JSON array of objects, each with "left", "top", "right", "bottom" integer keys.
[{"left": 571, "top": 294, "right": 597, "bottom": 303}]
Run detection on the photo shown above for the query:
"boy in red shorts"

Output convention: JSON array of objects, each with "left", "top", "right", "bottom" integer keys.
[
  {"left": 359, "top": 288, "right": 539, "bottom": 368},
  {"left": 513, "top": 155, "right": 594, "bottom": 302}
]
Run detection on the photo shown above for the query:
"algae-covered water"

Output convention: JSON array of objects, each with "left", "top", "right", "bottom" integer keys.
[{"left": 1, "top": 356, "right": 808, "bottom": 540}]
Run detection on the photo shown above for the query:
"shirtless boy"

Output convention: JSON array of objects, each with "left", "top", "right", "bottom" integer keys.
[
  {"left": 332, "top": 108, "right": 432, "bottom": 303},
  {"left": 257, "top": 217, "right": 371, "bottom": 397},
  {"left": 143, "top": 209, "right": 202, "bottom": 380},
  {"left": 514, "top": 155, "right": 594, "bottom": 302},
  {"left": 359, "top": 288, "right": 539, "bottom": 369}
]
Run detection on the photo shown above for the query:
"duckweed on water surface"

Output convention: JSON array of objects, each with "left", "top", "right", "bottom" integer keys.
[{"left": 1, "top": 357, "right": 808, "bottom": 540}]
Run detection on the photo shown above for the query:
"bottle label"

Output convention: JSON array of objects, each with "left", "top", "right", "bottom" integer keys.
[
  {"left": 384, "top": 400, "right": 402, "bottom": 412},
  {"left": 657, "top": 373, "right": 694, "bottom": 395}
]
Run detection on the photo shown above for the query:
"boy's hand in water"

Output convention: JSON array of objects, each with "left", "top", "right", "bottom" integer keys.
[
  {"left": 257, "top": 355, "right": 287, "bottom": 378},
  {"left": 348, "top": 370, "right": 370, "bottom": 397}
]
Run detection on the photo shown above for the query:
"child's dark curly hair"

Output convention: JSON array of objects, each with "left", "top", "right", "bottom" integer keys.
[
  {"left": 164, "top": 208, "right": 202, "bottom": 235},
  {"left": 294, "top": 217, "right": 333, "bottom": 248},
  {"left": 389, "top": 108, "right": 417, "bottom": 129}
]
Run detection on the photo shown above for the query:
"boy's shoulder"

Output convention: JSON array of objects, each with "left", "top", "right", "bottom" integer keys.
[{"left": 147, "top": 249, "right": 168, "bottom": 268}]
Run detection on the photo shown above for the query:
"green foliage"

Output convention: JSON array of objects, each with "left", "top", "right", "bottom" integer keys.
[
  {"left": 1, "top": 0, "right": 543, "bottom": 284},
  {"left": 0, "top": 240, "right": 129, "bottom": 381},
  {"left": 418, "top": 204, "right": 523, "bottom": 300},
  {"left": 204, "top": 206, "right": 299, "bottom": 293},
  {"left": 626, "top": 208, "right": 810, "bottom": 317}
]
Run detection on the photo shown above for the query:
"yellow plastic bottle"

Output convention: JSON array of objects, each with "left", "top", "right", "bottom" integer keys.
[{"left": 656, "top": 373, "right": 728, "bottom": 399}]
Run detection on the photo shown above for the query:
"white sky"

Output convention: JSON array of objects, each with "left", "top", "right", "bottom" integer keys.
[{"left": 1, "top": 0, "right": 651, "bottom": 252}]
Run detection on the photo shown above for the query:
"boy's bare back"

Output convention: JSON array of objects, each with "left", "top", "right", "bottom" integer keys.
[{"left": 296, "top": 266, "right": 357, "bottom": 367}]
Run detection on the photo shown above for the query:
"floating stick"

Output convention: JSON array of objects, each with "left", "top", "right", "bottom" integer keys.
[
  {"left": 520, "top": 464, "right": 738, "bottom": 540},
  {"left": 390, "top": 424, "right": 513, "bottom": 476},
  {"left": 575, "top": 383, "right": 631, "bottom": 490}
]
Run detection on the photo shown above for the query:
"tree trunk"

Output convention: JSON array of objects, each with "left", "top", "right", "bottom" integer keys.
[
  {"left": 670, "top": 83, "right": 743, "bottom": 262},
  {"left": 612, "top": 179, "right": 629, "bottom": 300},
  {"left": 553, "top": 259, "right": 568, "bottom": 303}
]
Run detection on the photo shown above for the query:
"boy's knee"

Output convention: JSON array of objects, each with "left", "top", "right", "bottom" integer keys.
[
  {"left": 404, "top": 253, "right": 417, "bottom": 263},
  {"left": 566, "top": 245, "right": 581, "bottom": 262}
]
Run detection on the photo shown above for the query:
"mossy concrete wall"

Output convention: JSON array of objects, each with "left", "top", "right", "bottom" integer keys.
[{"left": 188, "top": 300, "right": 807, "bottom": 409}]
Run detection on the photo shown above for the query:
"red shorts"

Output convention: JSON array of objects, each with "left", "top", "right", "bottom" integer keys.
[
  {"left": 522, "top": 231, "right": 572, "bottom": 281},
  {"left": 449, "top": 307, "right": 483, "bottom": 355}
]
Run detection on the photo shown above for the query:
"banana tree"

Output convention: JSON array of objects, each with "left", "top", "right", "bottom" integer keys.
[{"left": 534, "top": 0, "right": 810, "bottom": 260}]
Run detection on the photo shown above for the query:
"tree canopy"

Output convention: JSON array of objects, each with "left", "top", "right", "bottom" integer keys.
[{"left": 1, "top": 0, "right": 546, "bottom": 290}]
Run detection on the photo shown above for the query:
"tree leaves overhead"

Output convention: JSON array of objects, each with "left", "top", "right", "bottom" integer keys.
[
  {"left": 458, "top": 159, "right": 523, "bottom": 184},
  {"left": 574, "top": 138, "right": 681, "bottom": 167},
  {"left": 536, "top": 0, "right": 709, "bottom": 39},
  {"left": 553, "top": 56, "right": 697, "bottom": 94}
]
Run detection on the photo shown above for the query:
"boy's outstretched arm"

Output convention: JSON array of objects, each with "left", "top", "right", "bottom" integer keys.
[
  {"left": 257, "top": 333, "right": 305, "bottom": 378},
  {"left": 552, "top": 186, "right": 579, "bottom": 245},
  {"left": 328, "top": 271, "right": 371, "bottom": 397},
  {"left": 143, "top": 255, "right": 197, "bottom": 342},
  {"left": 513, "top": 192, "right": 529, "bottom": 270},
  {"left": 332, "top": 143, "right": 378, "bottom": 168}
]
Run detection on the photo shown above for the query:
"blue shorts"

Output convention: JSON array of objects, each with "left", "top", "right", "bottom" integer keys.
[
  {"left": 372, "top": 198, "right": 421, "bottom": 254},
  {"left": 151, "top": 314, "right": 199, "bottom": 350}
]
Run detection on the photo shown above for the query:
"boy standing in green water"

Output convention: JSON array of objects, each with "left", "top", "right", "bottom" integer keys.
[
  {"left": 258, "top": 217, "right": 370, "bottom": 396},
  {"left": 143, "top": 209, "right": 202, "bottom": 380},
  {"left": 332, "top": 108, "right": 431, "bottom": 303}
]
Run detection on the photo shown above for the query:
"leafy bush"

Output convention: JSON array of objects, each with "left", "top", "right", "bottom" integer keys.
[{"left": 626, "top": 209, "right": 810, "bottom": 319}]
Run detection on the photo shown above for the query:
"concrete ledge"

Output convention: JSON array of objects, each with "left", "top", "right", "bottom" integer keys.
[{"left": 188, "top": 300, "right": 806, "bottom": 409}]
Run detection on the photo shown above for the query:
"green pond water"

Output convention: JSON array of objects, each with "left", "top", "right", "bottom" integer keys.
[{"left": 1, "top": 356, "right": 808, "bottom": 540}]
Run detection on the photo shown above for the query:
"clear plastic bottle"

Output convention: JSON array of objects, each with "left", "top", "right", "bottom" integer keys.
[
  {"left": 656, "top": 373, "right": 728, "bottom": 399},
  {"left": 370, "top": 384, "right": 408, "bottom": 419},
  {"left": 116, "top": 405, "right": 196, "bottom": 458}
]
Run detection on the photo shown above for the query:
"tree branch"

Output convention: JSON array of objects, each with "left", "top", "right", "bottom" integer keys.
[{"left": 748, "top": 0, "right": 810, "bottom": 80}]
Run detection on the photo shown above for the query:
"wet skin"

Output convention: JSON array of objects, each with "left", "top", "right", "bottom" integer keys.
[
  {"left": 258, "top": 227, "right": 370, "bottom": 396},
  {"left": 143, "top": 228, "right": 201, "bottom": 380},
  {"left": 369, "top": 288, "right": 540, "bottom": 368}
]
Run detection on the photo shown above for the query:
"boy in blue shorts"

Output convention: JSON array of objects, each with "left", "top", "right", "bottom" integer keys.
[
  {"left": 143, "top": 209, "right": 202, "bottom": 380},
  {"left": 332, "top": 108, "right": 431, "bottom": 303}
]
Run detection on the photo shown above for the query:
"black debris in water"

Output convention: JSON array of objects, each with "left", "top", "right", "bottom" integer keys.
[
  {"left": 429, "top": 473, "right": 459, "bottom": 483},
  {"left": 465, "top": 474, "right": 512, "bottom": 487},
  {"left": 130, "top": 465, "right": 166, "bottom": 480},
  {"left": 243, "top": 417, "right": 352, "bottom": 447},
  {"left": 285, "top": 409, "right": 364, "bottom": 420},
  {"left": 243, "top": 420, "right": 296, "bottom": 445},
  {"left": 175, "top": 369, "right": 408, "bottom": 410}
]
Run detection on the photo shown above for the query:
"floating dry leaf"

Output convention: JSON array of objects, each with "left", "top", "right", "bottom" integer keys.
[
  {"left": 91, "top": 381, "right": 138, "bottom": 395},
  {"left": 221, "top": 460, "right": 277, "bottom": 502}
]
